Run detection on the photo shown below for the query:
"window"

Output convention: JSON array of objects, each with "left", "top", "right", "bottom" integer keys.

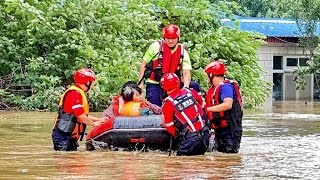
[
  {"left": 273, "top": 56, "right": 283, "bottom": 70},
  {"left": 285, "top": 57, "right": 309, "bottom": 67},
  {"left": 287, "top": 58, "right": 298, "bottom": 66},
  {"left": 299, "top": 58, "right": 309, "bottom": 66}
]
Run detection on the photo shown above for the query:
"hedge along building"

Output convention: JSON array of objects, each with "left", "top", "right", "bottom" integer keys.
[{"left": 223, "top": 17, "right": 320, "bottom": 104}]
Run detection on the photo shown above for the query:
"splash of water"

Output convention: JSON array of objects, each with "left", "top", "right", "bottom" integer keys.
[{"left": 91, "top": 139, "right": 108, "bottom": 150}]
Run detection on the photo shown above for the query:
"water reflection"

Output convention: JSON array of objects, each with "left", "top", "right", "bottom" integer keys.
[
  {"left": 53, "top": 153, "right": 91, "bottom": 179},
  {"left": 0, "top": 101, "right": 320, "bottom": 179}
]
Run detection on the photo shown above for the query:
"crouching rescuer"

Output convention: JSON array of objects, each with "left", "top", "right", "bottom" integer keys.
[
  {"left": 52, "top": 68, "right": 106, "bottom": 151},
  {"left": 204, "top": 60, "right": 243, "bottom": 153},
  {"left": 161, "top": 73, "right": 210, "bottom": 156}
]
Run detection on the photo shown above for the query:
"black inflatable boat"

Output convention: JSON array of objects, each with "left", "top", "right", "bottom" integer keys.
[{"left": 85, "top": 115, "right": 175, "bottom": 151}]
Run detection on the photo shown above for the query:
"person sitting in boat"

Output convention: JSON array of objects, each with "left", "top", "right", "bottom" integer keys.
[
  {"left": 52, "top": 68, "right": 107, "bottom": 151},
  {"left": 102, "top": 81, "right": 162, "bottom": 118},
  {"left": 161, "top": 73, "right": 210, "bottom": 156}
]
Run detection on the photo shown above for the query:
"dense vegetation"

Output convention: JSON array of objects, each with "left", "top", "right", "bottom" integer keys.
[{"left": 0, "top": 0, "right": 270, "bottom": 111}]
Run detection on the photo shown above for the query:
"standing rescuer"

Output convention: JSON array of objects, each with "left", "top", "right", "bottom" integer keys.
[
  {"left": 139, "top": 24, "right": 201, "bottom": 107},
  {"left": 161, "top": 73, "right": 210, "bottom": 156},
  {"left": 52, "top": 68, "right": 106, "bottom": 151},
  {"left": 204, "top": 60, "right": 243, "bottom": 153}
]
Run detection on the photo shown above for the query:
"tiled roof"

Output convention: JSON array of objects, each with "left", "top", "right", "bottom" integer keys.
[{"left": 222, "top": 17, "right": 320, "bottom": 37}]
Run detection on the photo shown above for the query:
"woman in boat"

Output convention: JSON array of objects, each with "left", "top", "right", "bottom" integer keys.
[{"left": 102, "top": 81, "right": 162, "bottom": 118}]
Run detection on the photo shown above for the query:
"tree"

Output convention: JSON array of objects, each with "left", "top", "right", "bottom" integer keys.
[
  {"left": 210, "top": 0, "right": 320, "bottom": 98},
  {"left": 0, "top": 0, "right": 270, "bottom": 110},
  {"left": 292, "top": 0, "right": 320, "bottom": 96}
]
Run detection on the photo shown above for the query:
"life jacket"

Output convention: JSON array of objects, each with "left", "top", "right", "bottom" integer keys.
[
  {"left": 205, "top": 80, "right": 243, "bottom": 130},
  {"left": 112, "top": 95, "right": 142, "bottom": 116},
  {"left": 164, "top": 88, "right": 207, "bottom": 136},
  {"left": 54, "top": 85, "right": 89, "bottom": 140},
  {"left": 144, "top": 40, "right": 184, "bottom": 82}
]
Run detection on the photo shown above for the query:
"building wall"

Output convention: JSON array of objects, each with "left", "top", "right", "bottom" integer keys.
[{"left": 257, "top": 42, "right": 313, "bottom": 110}]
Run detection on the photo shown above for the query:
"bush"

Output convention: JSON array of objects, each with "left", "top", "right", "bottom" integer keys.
[{"left": 0, "top": 0, "right": 270, "bottom": 111}]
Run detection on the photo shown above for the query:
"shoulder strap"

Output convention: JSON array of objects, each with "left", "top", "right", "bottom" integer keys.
[
  {"left": 212, "top": 83, "right": 223, "bottom": 104},
  {"left": 213, "top": 83, "right": 225, "bottom": 117},
  {"left": 60, "top": 89, "right": 76, "bottom": 108},
  {"left": 231, "top": 81, "right": 243, "bottom": 110},
  {"left": 139, "top": 41, "right": 164, "bottom": 85},
  {"left": 158, "top": 39, "right": 164, "bottom": 65},
  {"left": 143, "top": 40, "right": 164, "bottom": 68},
  {"left": 178, "top": 44, "right": 184, "bottom": 67}
]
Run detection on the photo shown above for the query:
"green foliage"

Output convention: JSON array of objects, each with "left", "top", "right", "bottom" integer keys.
[
  {"left": 207, "top": 27, "right": 270, "bottom": 108},
  {"left": 0, "top": 0, "right": 270, "bottom": 110},
  {"left": 290, "top": 0, "right": 320, "bottom": 91},
  {"left": 214, "top": 0, "right": 320, "bottom": 93}
]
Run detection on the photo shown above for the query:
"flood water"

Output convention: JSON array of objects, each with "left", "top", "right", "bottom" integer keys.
[{"left": 0, "top": 101, "right": 320, "bottom": 179}]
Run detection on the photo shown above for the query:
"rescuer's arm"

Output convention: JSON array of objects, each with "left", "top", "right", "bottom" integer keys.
[
  {"left": 206, "top": 98, "right": 233, "bottom": 112},
  {"left": 77, "top": 114, "right": 106, "bottom": 127},
  {"left": 162, "top": 101, "right": 177, "bottom": 137}
]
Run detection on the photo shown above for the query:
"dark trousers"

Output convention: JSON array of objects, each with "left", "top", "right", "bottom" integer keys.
[
  {"left": 146, "top": 83, "right": 162, "bottom": 107},
  {"left": 52, "top": 129, "right": 78, "bottom": 151},
  {"left": 176, "top": 129, "right": 210, "bottom": 156},
  {"left": 214, "top": 127, "right": 242, "bottom": 153},
  {"left": 184, "top": 81, "right": 201, "bottom": 93},
  {"left": 146, "top": 81, "right": 201, "bottom": 107}
]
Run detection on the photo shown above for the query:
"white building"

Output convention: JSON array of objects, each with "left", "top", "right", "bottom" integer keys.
[{"left": 224, "top": 17, "right": 320, "bottom": 104}]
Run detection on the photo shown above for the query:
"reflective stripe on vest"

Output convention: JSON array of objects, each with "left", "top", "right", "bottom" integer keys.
[
  {"left": 166, "top": 88, "right": 204, "bottom": 133},
  {"left": 58, "top": 85, "right": 89, "bottom": 139}
]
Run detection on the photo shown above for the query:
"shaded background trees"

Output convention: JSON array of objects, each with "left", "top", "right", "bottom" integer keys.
[{"left": 0, "top": 0, "right": 269, "bottom": 111}]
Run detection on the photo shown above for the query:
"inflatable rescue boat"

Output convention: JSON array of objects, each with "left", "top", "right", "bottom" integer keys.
[{"left": 85, "top": 115, "right": 176, "bottom": 151}]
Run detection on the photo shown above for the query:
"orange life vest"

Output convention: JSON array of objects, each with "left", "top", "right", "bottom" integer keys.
[
  {"left": 112, "top": 95, "right": 142, "bottom": 116},
  {"left": 54, "top": 85, "right": 89, "bottom": 140}
]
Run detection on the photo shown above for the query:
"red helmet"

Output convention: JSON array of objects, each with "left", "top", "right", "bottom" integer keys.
[
  {"left": 74, "top": 68, "right": 96, "bottom": 84},
  {"left": 160, "top": 73, "right": 180, "bottom": 91},
  {"left": 204, "top": 60, "right": 226, "bottom": 75},
  {"left": 163, "top": 24, "right": 180, "bottom": 39}
]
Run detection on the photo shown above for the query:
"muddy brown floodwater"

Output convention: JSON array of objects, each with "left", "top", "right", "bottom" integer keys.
[{"left": 0, "top": 100, "right": 319, "bottom": 179}]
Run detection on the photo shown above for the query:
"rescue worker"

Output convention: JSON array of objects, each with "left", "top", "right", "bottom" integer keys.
[
  {"left": 139, "top": 24, "right": 201, "bottom": 106},
  {"left": 102, "top": 81, "right": 162, "bottom": 119},
  {"left": 204, "top": 60, "right": 243, "bottom": 153},
  {"left": 161, "top": 73, "right": 210, "bottom": 156},
  {"left": 52, "top": 68, "right": 106, "bottom": 151}
]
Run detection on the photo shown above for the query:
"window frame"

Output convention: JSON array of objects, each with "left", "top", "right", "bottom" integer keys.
[{"left": 283, "top": 56, "right": 310, "bottom": 70}]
